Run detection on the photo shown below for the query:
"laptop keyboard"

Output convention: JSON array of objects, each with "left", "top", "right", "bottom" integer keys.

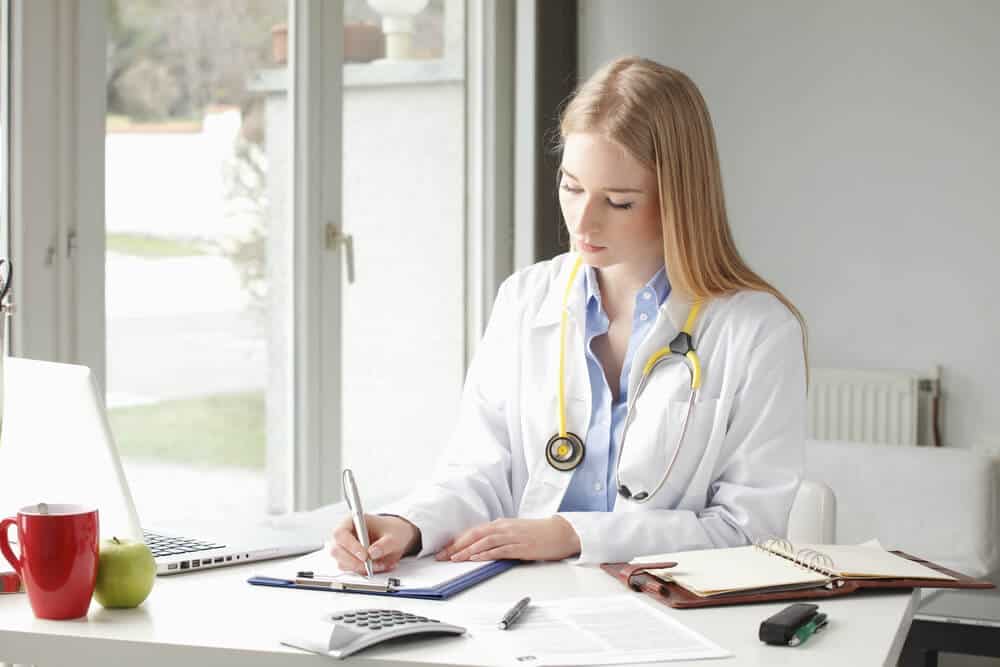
[{"left": 143, "top": 530, "right": 226, "bottom": 558}]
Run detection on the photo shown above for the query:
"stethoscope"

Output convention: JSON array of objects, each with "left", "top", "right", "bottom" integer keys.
[{"left": 545, "top": 255, "right": 704, "bottom": 503}]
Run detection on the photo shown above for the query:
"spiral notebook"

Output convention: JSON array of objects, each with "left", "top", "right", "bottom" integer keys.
[{"left": 601, "top": 539, "right": 994, "bottom": 609}]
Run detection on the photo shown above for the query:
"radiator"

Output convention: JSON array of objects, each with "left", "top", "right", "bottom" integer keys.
[{"left": 807, "top": 367, "right": 940, "bottom": 446}]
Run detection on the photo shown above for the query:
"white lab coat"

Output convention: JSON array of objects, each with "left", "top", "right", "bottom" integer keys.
[{"left": 379, "top": 252, "right": 805, "bottom": 565}]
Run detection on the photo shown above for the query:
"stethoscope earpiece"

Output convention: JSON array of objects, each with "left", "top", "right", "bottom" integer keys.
[{"left": 616, "top": 485, "right": 649, "bottom": 501}]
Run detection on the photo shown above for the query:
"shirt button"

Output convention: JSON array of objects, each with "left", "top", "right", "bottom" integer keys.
[
  {"left": 593, "top": 482, "right": 604, "bottom": 492},
  {"left": 639, "top": 312, "right": 649, "bottom": 322},
  {"left": 643, "top": 291, "right": 653, "bottom": 300}
]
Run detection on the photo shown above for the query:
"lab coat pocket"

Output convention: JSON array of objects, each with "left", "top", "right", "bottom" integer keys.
[{"left": 617, "top": 397, "right": 719, "bottom": 508}]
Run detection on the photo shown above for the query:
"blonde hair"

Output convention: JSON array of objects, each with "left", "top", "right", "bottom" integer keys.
[{"left": 557, "top": 56, "right": 807, "bottom": 359}]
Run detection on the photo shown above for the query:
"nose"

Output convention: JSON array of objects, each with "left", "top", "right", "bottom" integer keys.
[{"left": 568, "top": 194, "right": 601, "bottom": 236}]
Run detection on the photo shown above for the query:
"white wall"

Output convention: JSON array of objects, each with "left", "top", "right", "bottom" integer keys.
[{"left": 579, "top": 0, "right": 1000, "bottom": 453}]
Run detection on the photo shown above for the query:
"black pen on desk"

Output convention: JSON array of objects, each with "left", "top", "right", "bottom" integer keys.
[{"left": 498, "top": 596, "right": 531, "bottom": 630}]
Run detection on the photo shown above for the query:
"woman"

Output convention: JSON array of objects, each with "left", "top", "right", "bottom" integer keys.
[{"left": 332, "top": 56, "right": 806, "bottom": 572}]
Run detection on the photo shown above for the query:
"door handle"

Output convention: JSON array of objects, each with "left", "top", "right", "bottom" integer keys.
[{"left": 325, "top": 223, "right": 355, "bottom": 284}]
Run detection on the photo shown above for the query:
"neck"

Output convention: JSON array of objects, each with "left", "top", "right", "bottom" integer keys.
[{"left": 594, "top": 260, "right": 663, "bottom": 319}]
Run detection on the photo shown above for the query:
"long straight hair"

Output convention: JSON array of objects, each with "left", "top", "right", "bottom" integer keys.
[{"left": 557, "top": 56, "right": 807, "bottom": 359}]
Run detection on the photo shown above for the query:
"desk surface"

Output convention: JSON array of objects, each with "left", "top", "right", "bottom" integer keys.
[{"left": 0, "top": 557, "right": 917, "bottom": 667}]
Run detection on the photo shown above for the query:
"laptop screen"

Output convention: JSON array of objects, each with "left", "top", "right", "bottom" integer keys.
[{"left": 0, "top": 357, "right": 144, "bottom": 541}]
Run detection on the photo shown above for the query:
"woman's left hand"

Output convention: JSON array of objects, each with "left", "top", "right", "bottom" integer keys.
[{"left": 435, "top": 516, "right": 581, "bottom": 562}]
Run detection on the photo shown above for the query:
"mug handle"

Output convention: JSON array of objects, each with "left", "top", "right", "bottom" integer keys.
[{"left": 0, "top": 517, "right": 21, "bottom": 575}]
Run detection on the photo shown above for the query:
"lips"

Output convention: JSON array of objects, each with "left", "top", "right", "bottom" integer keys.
[{"left": 579, "top": 240, "right": 606, "bottom": 252}]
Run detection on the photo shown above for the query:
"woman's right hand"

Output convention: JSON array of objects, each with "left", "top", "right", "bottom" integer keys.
[{"left": 331, "top": 514, "right": 421, "bottom": 575}]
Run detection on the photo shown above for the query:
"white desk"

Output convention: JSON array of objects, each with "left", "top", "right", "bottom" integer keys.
[{"left": 0, "top": 558, "right": 917, "bottom": 666}]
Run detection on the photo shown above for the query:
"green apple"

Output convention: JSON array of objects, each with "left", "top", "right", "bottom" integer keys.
[{"left": 94, "top": 536, "right": 156, "bottom": 609}]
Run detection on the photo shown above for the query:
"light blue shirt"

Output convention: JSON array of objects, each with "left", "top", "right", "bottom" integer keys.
[{"left": 558, "top": 265, "right": 671, "bottom": 512}]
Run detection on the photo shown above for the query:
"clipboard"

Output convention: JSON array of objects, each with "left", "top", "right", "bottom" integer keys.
[{"left": 248, "top": 558, "right": 517, "bottom": 600}]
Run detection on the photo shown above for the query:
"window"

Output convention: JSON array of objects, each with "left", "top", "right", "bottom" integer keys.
[
  {"left": 0, "top": 0, "right": 9, "bottom": 263},
  {"left": 338, "top": 0, "right": 467, "bottom": 503},
  {"left": 104, "top": 0, "right": 291, "bottom": 523},
  {"left": 12, "top": 0, "right": 498, "bottom": 517},
  {"left": 103, "top": 0, "right": 468, "bottom": 518}
]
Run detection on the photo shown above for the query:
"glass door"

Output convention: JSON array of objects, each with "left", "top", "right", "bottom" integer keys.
[
  {"left": 0, "top": 0, "right": 7, "bottom": 261},
  {"left": 104, "top": 0, "right": 294, "bottom": 523},
  {"left": 338, "top": 0, "right": 467, "bottom": 505}
]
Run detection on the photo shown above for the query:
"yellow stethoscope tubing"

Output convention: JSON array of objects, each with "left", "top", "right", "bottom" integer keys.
[
  {"left": 640, "top": 301, "right": 703, "bottom": 389},
  {"left": 557, "top": 256, "right": 586, "bottom": 438},
  {"left": 556, "top": 255, "right": 704, "bottom": 502}
]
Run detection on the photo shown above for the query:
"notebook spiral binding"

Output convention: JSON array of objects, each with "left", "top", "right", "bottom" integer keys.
[{"left": 753, "top": 537, "right": 845, "bottom": 587}]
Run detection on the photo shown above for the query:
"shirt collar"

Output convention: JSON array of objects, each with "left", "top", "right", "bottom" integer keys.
[{"left": 583, "top": 264, "right": 671, "bottom": 310}]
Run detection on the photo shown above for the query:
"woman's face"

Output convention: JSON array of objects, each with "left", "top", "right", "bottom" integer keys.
[{"left": 558, "top": 132, "right": 663, "bottom": 274}]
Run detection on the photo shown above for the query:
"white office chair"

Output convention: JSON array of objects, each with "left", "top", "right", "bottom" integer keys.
[{"left": 786, "top": 478, "right": 837, "bottom": 544}]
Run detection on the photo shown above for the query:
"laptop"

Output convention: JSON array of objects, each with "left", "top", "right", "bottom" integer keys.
[{"left": 0, "top": 357, "right": 324, "bottom": 575}]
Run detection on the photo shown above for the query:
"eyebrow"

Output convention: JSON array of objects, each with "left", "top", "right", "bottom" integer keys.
[{"left": 558, "top": 166, "right": 645, "bottom": 194}]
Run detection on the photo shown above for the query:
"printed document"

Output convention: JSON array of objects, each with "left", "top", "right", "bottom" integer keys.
[{"left": 438, "top": 594, "right": 729, "bottom": 665}]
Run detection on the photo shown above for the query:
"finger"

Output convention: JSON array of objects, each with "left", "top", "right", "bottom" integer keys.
[
  {"left": 437, "top": 524, "right": 492, "bottom": 560},
  {"left": 434, "top": 541, "right": 454, "bottom": 561},
  {"left": 372, "top": 555, "right": 402, "bottom": 573},
  {"left": 451, "top": 533, "right": 507, "bottom": 562},
  {"left": 333, "top": 521, "right": 369, "bottom": 563},
  {"left": 469, "top": 544, "right": 521, "bottom": 561},
  {"left": 368, "top": 533, "right": 399, "bottom": 561},
  {"left": 331, "top": 544, "right": 365, "bottom": 573}
]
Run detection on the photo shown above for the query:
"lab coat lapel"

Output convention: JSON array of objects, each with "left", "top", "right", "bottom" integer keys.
[
  {"left": 615, "top": 291, "right": 704, "bottom": 512},
  {"left": 520, "top": 257, "right": 591, "bottom": 519}
]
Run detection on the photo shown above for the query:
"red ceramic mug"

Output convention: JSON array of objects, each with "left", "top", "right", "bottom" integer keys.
[{"left": 0, "top": 503, "right": 99, "bottom": 619}]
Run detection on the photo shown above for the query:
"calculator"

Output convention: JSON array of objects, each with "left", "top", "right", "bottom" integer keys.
[{"left": 281, "top": 608, "right": 467, "bottom": 659}]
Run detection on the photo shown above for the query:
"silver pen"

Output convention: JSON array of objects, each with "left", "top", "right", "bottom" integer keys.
[
  {"left": 498, "top": 596, "right": 531, "bottom": 630},
  {"left": 343, "top": 468, "right": 374, "bottom": 578}
]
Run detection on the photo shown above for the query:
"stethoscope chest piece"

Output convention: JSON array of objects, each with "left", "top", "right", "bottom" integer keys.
[{"left": 545, "top": 432, "right": 585, "bottom": 471}]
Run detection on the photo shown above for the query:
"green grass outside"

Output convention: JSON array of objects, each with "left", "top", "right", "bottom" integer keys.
[
  {"left": 108, "top": 391, "right": 265, "bottom": 469},
  {"left": 107, "top": 232, "right": 210, "bottom": 258}
]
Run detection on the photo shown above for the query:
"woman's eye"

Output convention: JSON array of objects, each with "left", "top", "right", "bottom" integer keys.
[{"left": 560, "top": 183, "right": 632, "bottom": 210}]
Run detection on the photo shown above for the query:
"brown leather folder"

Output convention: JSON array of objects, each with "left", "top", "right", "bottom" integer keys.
[{"left": 601, "top": 552, "right": 994, "bottom": 609}]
